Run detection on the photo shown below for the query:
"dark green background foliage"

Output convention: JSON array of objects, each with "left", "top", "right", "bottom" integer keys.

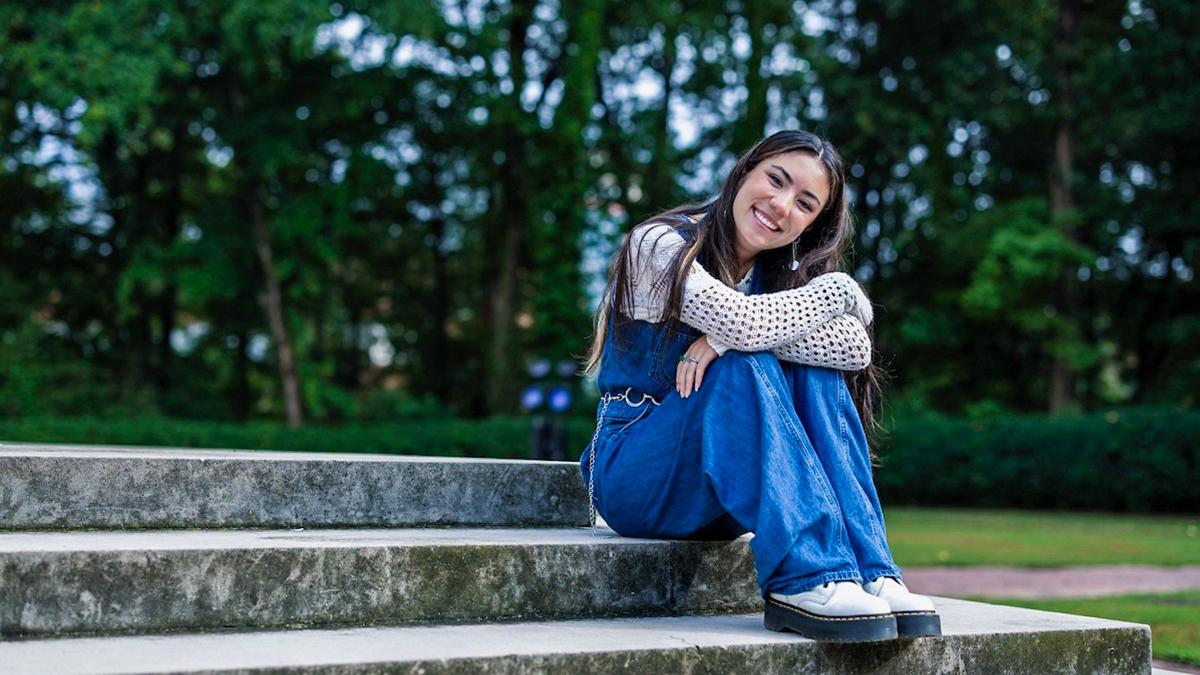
[
  {"left": 1, "top": 1, "right": 1196, "bottom": 510},
  {"left": 5, "top": 407, "right": 1193, "bottom": 513},
  {"left": 0, "top": 414, "right": 550, "bottom": 460},
  {"left": 874, "top": 406, "right": 1200, "bottom": 513}
]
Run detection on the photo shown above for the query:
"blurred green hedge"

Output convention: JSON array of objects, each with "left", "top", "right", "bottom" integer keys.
[
  {"left": 2, "top": 406, "right": 1196, "bottom": 513},
  {"left": 0, "top": 415, "right": 594, "bottom": 461},
  {"left": 873, "top": 406, "right": 1199, "bottom": 514}
]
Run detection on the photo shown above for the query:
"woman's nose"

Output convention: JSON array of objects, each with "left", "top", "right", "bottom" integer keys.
[{"left": 768, "top": 194, "right": 789, "bottom": 222}]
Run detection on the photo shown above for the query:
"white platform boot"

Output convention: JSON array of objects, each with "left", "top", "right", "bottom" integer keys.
[
  {"left": 764, "top": 580, "right": 898, "bottom": 642},
  {"left": 862, "top": 575, "right": 942, "bottom": 637}
]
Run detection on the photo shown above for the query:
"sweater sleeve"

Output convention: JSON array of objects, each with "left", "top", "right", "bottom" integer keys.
[
  {"left": 770, "top": 314, "right": 872, "bottom": 370},
  {"left": 678, "top": 259, "right": 866, "bottom": 351},
  {"left": 705, "top": 313, "right": 872, "bottom": 370},
  {"left": 626, "top": 221, "right": 870, "bottom": 351}
]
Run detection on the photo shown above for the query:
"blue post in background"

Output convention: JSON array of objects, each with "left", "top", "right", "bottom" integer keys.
[{"left": 521, "top": 358, "right": 575, "bottom": 460}]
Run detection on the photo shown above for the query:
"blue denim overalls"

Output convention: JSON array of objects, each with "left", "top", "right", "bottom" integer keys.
[{"left": 579, "top": 217, "right": 904, "bottom": 598}]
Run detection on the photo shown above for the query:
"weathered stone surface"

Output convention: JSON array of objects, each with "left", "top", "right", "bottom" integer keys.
[
  {"left": 0, "top": 443, "right": 587, "bottom": 529},
  {"left": 0, "top": 527, "right": 759, "bottom": 637},
  {"left": 0, "top": 443, "right": 1157, "bottom": 674},
  {"left": 0, "top": 598, "right": 1151, "bottom": 674}
]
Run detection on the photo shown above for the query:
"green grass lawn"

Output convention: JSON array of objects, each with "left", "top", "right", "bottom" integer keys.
[
  {"left": 971, "top": 591, "right": 1200, "bottom": 667},
  {"left": 884, "top": 506, "right": 1200, "bottom": 567},
  {"left": 885, "top": 506, "right": 1200, "bottom": 667}
]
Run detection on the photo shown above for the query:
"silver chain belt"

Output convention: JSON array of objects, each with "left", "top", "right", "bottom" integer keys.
[{"left": 585, "top": 386, "right": 662, "bottom": 536}]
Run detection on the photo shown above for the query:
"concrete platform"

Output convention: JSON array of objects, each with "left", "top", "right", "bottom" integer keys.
[
  {"left": 0, "top": 597, "right": 1151, "bottom": 674},
  {"left": 0, "top": 526, "right": 759, "bottom": 636},
  {"left": 0, "top": 442, "right": 587, "bottom": 529}
]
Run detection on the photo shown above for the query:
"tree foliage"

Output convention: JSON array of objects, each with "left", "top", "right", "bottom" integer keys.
[{"left": 0, "top": 0, "right": 1195, "bottom": 422}]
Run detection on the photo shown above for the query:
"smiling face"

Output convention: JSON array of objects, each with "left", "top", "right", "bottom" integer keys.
[{"left": 730, "top": 150, "right": 831, "bottom": 266}]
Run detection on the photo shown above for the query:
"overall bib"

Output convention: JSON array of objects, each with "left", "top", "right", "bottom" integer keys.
[{"left": 579, "top": 220, "right": 903, "bottom": 598}]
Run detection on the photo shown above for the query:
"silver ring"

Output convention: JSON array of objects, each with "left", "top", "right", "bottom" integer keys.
[{"left": 685, "top": 356, "right": 700, "bottom": 364}]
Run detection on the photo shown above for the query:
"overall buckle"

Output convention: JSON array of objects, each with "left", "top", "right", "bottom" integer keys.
[{"left": 604, "top": 386, "right": 661, "bottom": 407}]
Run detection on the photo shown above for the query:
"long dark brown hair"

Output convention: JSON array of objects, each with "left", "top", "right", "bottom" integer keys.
[{"left": 583, "top": 130, "right": 886, "bottom": 464}]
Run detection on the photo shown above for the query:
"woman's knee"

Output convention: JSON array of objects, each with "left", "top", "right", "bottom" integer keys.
[
  {"left": 713, "top": 349, "right": 782, "bottom": 373},
  {"left": 784, "top": 363, "right": 850, "bottom": 411},
  {"left": 705, "top": 350, "right": 790, "bottom": 392},
  {"left": 780, "top": 360, "right": 842, "bottom": 387}
]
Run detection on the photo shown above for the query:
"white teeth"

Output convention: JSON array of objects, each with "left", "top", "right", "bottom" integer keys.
[{"left": 754, "top": 207, "right": 780, "bottom": 231}]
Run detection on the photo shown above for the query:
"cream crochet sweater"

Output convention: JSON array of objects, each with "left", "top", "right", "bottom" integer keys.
[{"left": 624, "top": 219, "right": 874, "bottom": 371}]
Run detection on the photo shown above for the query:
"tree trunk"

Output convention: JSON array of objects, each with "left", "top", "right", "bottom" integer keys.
[
  {"left": 645, "top": 19, "right": 678, "bottom": 211},
  {"left": 1048, "top": 0, "right": 1080, "bottom": 412},
  {"left": 731, "top": 3, "right": 768, "bottom": 156},
  {"left": 251, "top": 195, "right": 303, "bottom": 427},
  {"left": 233, "top": 329, "right": 251, "bottom": 422},
  {"left": 157, "top": 130, "right": 184, "bottom": 398},
  {"left": 486, "top": 186, "right": 523, "bottom": 415},
  {"left": 429, "top": 215, "right": 451, "bottom": 402},
  {"left": 526, "top": 0, "right": 603, "bottom": 385},
  {"left": 484, "top": 0, "right": 533, "bottom": 415}
]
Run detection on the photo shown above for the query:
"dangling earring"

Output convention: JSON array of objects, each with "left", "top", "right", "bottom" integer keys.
[{"left": 789, "top": 239, "right": 801, "bottom": 271}]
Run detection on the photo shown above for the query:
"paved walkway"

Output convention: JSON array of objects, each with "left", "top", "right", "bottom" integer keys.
[
  {"left": 1153, "top": 662, "right": 1200, "bottom": 675},
  {"left": 903, "top": 564, "right": 1200, "bottom": 599},
  {"left": 904, "top": 565, "right": 1200, "bottom": 674}
]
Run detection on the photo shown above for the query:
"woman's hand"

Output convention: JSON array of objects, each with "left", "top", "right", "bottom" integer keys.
[
  {"left": 676, "top": 335, "right": 719, "bottom": 398},
  {"left": 813, "top": 271, "right": 874, "bottom": 327}
]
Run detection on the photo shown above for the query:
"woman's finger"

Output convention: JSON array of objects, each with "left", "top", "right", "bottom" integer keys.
[
  {"left": 677, "top": 355, "right": 697, "bottom": 397},
  {"left": 678, "top": 336, "right": 714, "bottom": 398},
  {"left": 680, "top": 356, "right": 694, "bottom": 398},
  {"left": 693, "top": 353, "right": 710, "bottom": 393}
]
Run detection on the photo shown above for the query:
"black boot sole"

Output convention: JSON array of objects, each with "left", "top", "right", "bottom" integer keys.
[
  {"left": 895, "top": 610, "right": 942, "bottom": 637},
  {"left": 763, "top": 596, "right": 899, "bottom": 642}
]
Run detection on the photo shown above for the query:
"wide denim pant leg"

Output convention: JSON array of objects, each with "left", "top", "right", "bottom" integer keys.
[
  {"left": 596, "top": 350, "right": 865, "bottom": 598},
  {"left": 780, "top": 362, "right": 905, "bottom": 585}
]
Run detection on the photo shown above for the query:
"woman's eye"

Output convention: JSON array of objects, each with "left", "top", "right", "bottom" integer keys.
[
  {"left": 798, "top": 201, "right": 812, "bottom": 211},
  {"left": 768, "top": 174, "right": 782, "bottom": 187}
]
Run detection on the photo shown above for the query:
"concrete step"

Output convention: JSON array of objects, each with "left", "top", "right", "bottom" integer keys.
[
  {"left": 0, "top": 598, "right": 1151, "bottom": 674},
  {"left": 0, "top": 526, "right": 758, "bottom": 637},
  {"left": 0, "top": 442, "right": 586, "bottom": 529}
]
